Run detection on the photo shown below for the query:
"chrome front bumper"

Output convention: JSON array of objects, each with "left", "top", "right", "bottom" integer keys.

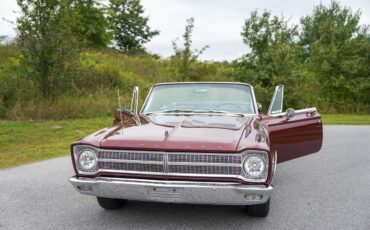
[{"left": 69, "top": 176, "right": 273, "bottom": 205}]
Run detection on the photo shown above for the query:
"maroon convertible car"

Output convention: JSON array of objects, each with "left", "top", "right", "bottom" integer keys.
[{"left": 69, "top": 82, "right": 323, "bottom": 217}]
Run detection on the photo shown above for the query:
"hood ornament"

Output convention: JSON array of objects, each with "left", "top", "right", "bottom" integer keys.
[{"left": 164, "top": 130, "right": 169, "bottom": 139}]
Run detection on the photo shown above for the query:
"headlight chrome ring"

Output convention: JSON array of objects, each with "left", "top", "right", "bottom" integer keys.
[
  {"left": 77, "top": 149, "right": 97, "bottom": 171},
  {"left": 243, "top": 155, "right": 266, "bottom": 177},
  {"left": 241, "top": 151, "right": 269, "bottom": 182}
]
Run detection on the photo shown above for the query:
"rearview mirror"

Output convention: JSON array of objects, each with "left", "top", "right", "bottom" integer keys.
[
  {"left": 286, "top": 108, "right": 295, "bottom": 120},
  {"left": 257, "top": 103, "right": 262, "bottom": 113},
  {"left": 131, "top": 86, "right": 139, "bottom": 114}
]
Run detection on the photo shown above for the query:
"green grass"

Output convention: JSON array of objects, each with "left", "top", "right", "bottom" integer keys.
[
  {"left": 0, "top": 114, "right": 369, "bottom": 169},
  {"left": 321, "top": 114, "right": 370, "bottom": 125},
  {"left": 0, "top": 117, "right": 112, "bottom": 169}
]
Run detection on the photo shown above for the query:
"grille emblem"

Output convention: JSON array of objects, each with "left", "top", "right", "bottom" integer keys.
[{"left": 163, "top": 153, "right": 168, "bottom": 173}]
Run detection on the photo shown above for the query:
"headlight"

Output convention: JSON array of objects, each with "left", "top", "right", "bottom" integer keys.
[
  {"left": 242, "top": 151, "right": 268, "bottom": 182},
  {"left": 77, "top": 149, "right": 97, "bottom": 171},
  {"left": 243, "top": 155, "right": 266, "bottom": 177}
]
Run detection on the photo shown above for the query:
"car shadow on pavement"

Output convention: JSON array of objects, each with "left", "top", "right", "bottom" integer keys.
[{"left": 93, "top": 201, "right": 271, "bottom": 229}]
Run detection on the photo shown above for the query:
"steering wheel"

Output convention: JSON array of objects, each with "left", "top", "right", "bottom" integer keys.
[{"left": 217, "top": 103, "right": 243, "bottom": 109}]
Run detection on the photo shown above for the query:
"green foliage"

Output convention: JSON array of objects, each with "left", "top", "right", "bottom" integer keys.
[
  {"left": 0, "top": 47, "right": 232, "bottom": 120},
  {"left": 0, "top": 43, "right": 25, "bottom": 118},
  {"left": 16, "top": 0, "right": 79, "bottom": 99},
  {"left": 299, "top": 1, "right": 370, "bottom": 110},
  {"left": 70, "top": 0, "right": 111, "bottom": 48},
  {"left": 108, "top": 0, "right": 159, "bottom": 53},
  {"left": 172, "top": 18, "right": 209, "bottom": 80},
  {"left": 1, "top": 0, "right": 368, "bottom": 120},
  {"left": 234, "top": 1, "right": 369, "bottom": 113},
  {"left": 234, "top": 10, "right": 301, "bottom": 109},
  {"left": 241, "top": 11, "right": 298, "bottom": 61}
]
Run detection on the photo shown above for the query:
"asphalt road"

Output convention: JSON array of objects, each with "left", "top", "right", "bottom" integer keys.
[{"left": 0, "top": 126, "right": 369, "bottom": 230}]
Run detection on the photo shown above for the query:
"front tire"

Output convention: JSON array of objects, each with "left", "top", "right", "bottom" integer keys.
[
  {"left": 97, "top": 197, "right": 127, "bottom": 210},
  {"left": 245, "top": 198, "right": 270, "bottom": 217}
]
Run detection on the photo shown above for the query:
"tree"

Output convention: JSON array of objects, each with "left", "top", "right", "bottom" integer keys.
[
  {"left": 234, "top": 11, "right": 301, "bottom": 108},
  {"left": 70, "top": 0, "right": 111, "bottom": 48},
  {"left": 16, "top": 0, "right": 78, "bottom": 99},
  {"left": 234, "top": 1, "right": 369, "bottom": 113},
  {"left": 108, "top": 0, "right": 159, "bottom": 53},
  {"left": 300, "top": 1, "right": 370, "bottom": 109},
  {"left": 172, "top": 18, "right": 209, "bottom": 80}
]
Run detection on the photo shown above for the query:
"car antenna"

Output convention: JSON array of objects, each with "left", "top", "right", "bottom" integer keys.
[{"left": 117, "top": 89, "right": 123, "bottom": 126}]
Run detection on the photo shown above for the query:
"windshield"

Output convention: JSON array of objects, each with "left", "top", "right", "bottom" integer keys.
[{"left": 141, "top": 83, "right": 256, "bottom": 115}]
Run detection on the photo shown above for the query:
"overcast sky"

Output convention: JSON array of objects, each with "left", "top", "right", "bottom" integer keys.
[{"left": 1, "top": 0, "right": 369, "bottom": 61}]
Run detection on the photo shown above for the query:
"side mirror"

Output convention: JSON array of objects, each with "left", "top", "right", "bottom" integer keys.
[
  {"left": 286, "top": 108, "right": 295, "bottom": 120},
  {"left": 131, "top": 86, "right": 139, "bottom": 114},
  {"left": 257, "top": 103, "right": 262, "bottom": 113}
]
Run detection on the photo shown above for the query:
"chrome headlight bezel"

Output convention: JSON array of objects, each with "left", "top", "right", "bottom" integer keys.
[
  {"left": 241, "top": 150, "right": 269, "bottom": 182},
  {"left": 73, "top": 145, "right": 98, "bottom": 174}
]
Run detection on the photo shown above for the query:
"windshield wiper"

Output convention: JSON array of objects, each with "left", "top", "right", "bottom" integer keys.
[
  {"left": 147, "top": 109, "right": 244, "bottom": 116},
  {"left": 196, "top": 110, "right": 245, "bottom": 116},
  {"left": 161, "top": 109, "right": 195, "bottom": 113},
  {"left": 145, "top": 109, "right": 195, "bottom": 115}
]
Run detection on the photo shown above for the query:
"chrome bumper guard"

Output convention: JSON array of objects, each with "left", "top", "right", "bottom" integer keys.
[{"left": 69, "top": 176, "right": 273, "bottom": 205}]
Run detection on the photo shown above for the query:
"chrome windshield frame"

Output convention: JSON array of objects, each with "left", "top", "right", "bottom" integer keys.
[{"left": 140, "top": 82, "right": 259, "bottom": 116}]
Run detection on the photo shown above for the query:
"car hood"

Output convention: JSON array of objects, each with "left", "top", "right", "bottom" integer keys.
[{"left": 97, "top": 114, "right": 251, "bottom": 152}]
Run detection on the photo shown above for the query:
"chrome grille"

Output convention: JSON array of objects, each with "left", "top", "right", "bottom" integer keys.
[
  {"left": 168, "top": 153, "right": 241, "bottom": 164},
  {"left": 98, "top": 151, "right": 163, "bottom": 162},
  {"left": 168, "top": 165, "right": 241, "bottom": 175},
  {"left": 98, "top": 162, "right": 164, "bottom": 173},
  {"left": 96, "top": 150, "right": 242, "bottom": 177}
]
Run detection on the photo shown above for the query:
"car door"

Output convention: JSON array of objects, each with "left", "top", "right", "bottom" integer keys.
[{"left": 262, "top": 85, "right": 323, "bottom": 163}]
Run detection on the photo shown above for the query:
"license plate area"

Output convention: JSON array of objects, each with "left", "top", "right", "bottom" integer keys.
[{"left": 148, "top": 187, "right": 184, "bottom": 202}]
